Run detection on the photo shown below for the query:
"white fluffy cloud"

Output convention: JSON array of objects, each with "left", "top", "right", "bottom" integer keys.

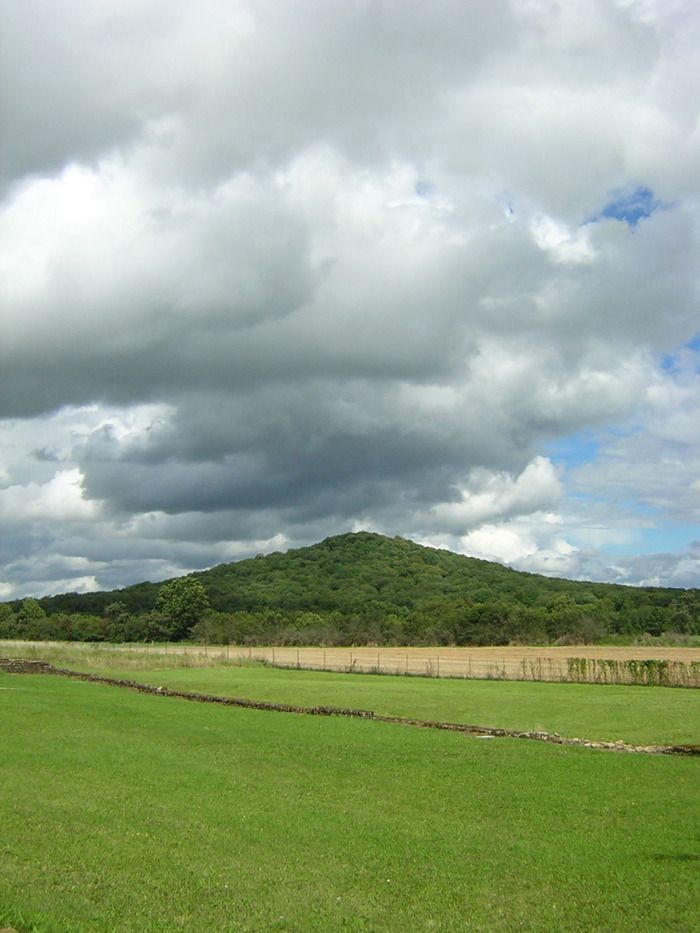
[
  {"left": 427, "top": 458, "right": 563, "bottom": 530},
  {"left": 0, "top": 469, "right": 97, "bottom": 523},
  {"left": 1, "top": 0, "right": 699, "bottom": 597}
]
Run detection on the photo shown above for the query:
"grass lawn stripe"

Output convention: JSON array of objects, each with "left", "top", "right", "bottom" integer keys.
[
  {"left": 58, "top": 662, "right": 700, "bottom": 747},
  {"left": 1, "top": 672, "right": 699, "bottom": 932}
]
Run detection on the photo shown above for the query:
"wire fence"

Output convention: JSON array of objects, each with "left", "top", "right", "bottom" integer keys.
[
  {"left": 240, "top": 648, "right": 700, "bottom": 687},
  {"left": 2, "top": 641, "right": 699, "bottom": 687}
]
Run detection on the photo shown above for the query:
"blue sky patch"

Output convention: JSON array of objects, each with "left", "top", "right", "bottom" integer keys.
[
  {"left": 660, "top": 332, "right": 700, "bottom": 375},
  {"left": 589, "top": 186, "right": 662, "bottom": 227},
  {"left": 602, "top": 522, "right": 699, "bottom": 557},
  {"left": 660, "top": 352, "right": 679, "bottom": 374},
  {"left": 544, "top": 431, "right": 601, "bottom": 469}
]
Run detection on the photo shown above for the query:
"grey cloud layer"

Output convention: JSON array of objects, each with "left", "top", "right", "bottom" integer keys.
[{"left": 1, "top": 0, "right": 699, "bottom": 596}]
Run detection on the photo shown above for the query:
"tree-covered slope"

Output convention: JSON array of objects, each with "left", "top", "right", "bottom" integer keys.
[
  {"left": 196, "top": 531, "right": 614, "bottom": 612},
  {"left": 17, "top": 532, "right": 698, "bottom": 645}
]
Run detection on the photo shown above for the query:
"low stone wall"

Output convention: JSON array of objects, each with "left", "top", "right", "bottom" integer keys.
[
  {"left": 2, "top": 657, "right": 697, "bottom": 756},
  {"left": 0, "top": 658, "right": 55, "bottom": 674}
]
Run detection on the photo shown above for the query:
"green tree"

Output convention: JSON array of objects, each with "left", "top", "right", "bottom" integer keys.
[
  {"left": 0, "top": 603, "right": 18, "bottom": 638},
  {"left": 14, "top": 598, "right": 56, "bottom": 639},
  {"left": 156, "top": 576, "right": 210, "bottom": 640},
  {"left": 104, "top": 601, "right": 128, "bottom": 623},
  {"left": 18, "top": 597, "right": 46, "bottom": 623}
]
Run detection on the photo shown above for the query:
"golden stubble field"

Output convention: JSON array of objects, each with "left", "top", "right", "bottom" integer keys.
[
  {"left": 3, "top": 641, "right": 699, "bottom": 684},
  {"left": 124, "top": 642, "right": 698, "bottom": 684},
  {"left": 225, "top": 644, "right": 700, "bottom": 681}
]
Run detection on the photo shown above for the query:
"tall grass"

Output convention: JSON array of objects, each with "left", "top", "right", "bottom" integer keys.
[
  {"left": 2, "top": 640, "right": 699, "bottom": 686},
  {"left": 564, "top": 656, "right": 700, "bottom": 687},
  {"left": 0, "top": 639, "right": 254, "bottom": 672}
]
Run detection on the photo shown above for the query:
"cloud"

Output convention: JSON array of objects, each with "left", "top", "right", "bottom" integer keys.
[
  {"left": 0, "top": 469, "right": 97, "bottom": 523},
  {"left": 459, "top": 518, "right": 579, "bottom": 577},
  {"left": 426, "top": 457, "right": 563, "bottom": 531},
  {"left": 1, "top": 1, "right": 699, "bottom": 597}
]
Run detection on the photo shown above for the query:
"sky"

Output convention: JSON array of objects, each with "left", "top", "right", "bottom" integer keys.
[{"left": 1, "top": 0, "right": 699, "bottom": 599}]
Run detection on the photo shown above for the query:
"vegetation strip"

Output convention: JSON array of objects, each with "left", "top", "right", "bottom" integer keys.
[
  {"left": 7, "top": 532, "right": 700, "bottom": 649},
  {"left": 2, "top": 657, "right": 698, "bottom": 757}
]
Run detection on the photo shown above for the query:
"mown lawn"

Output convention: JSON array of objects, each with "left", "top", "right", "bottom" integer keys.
[
  {"left": 88, "top": 662, "right": 700, "bottom": 746},
  {"left": 1, "top": 671, "right": 698, "bottom": 932}
]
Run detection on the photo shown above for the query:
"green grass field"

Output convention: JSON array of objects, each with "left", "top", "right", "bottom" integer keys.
[
  {"left": 67, "top": 660, "right": 700, "bottom": 746},
  {"left": 1, "top": 668, "right": 699, "bottom": 931}
]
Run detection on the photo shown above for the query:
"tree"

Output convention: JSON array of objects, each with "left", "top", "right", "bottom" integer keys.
[
  {"left": 0, "top": 603, "right": 18, "bottom": 638},
  {"left": 104, "top": 601, "right": 128, "bottom": 623},
  {"left": 18, "top": 597, "right": 46, "bottom": 623},
  {"left": 156, "top": 576, "right": 210, "bottom": 640},
  {"left": 16, "top": 598, "right": 54, "bottom": 638}
]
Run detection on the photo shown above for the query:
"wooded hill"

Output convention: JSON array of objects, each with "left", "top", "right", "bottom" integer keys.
[{"left": 3, "top": 532, "right": 698, "bottom": 645}]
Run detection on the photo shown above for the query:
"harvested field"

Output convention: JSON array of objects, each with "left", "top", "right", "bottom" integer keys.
[
  {"left": 147, "top": 643, "right": 700, "bottom": 685},
  {"left": 226, "top": 644, "right": 700, "bottom": 683},
  {"left": 3, "top": 640, "right": 699, "bottom": 685}
]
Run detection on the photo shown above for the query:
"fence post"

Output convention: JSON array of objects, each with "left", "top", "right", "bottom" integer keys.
[
  {"left": 297, "top": 649, "right": 300, "bottom": 669},
  {"left": 436, "top": 654, "right": 440, "bottom": 677},
  {"left": 272, "top": 646, "right": 275, "bottom": 665}
]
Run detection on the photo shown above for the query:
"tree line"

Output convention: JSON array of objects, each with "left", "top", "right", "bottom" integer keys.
[
  {"left": 1, "top": 579, "right": 698, "bottom": 647},
  {"left": 1, "top": 533, "right": 698, "bottom": 645}
]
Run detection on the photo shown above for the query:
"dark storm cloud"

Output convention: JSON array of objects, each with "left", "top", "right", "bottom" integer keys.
[
  {"left": 0, "top": 0, "right": 515, "bottom": 189},
  {"left": 1, "top": 0, "right": 699, "bottom": 595}
]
